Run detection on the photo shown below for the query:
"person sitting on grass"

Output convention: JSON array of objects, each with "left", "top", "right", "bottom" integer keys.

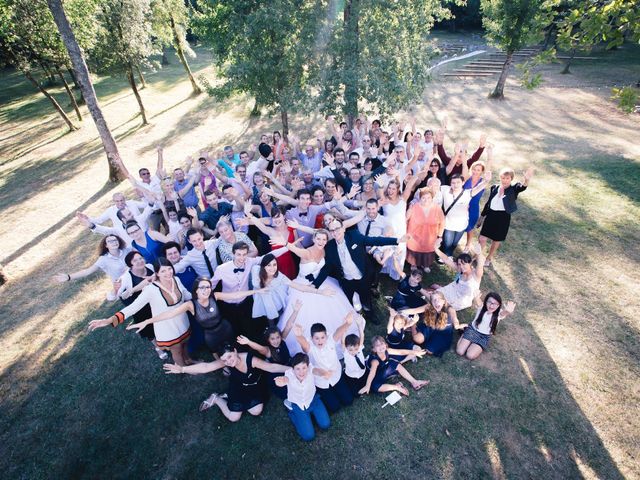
[
  {"left": 389, "top": 269, "right": 429, "bottom": 311},
  {"left": 341, "top": 314, "right": 369, "bottom": 397},
  {"left": 236, "top": 302, "right": 302, "bottom": 400},
  {"left": 386, "top": 308, "right": 422, "bottom": 363},
  {"left": 431, "top": 239, "right": 485, "bottom": 328},
  {"left": 358, "top": 336, "right": 429, "bottom": 397},
  {"left": 407, "top": 291, "right": 463, "bottom": 358},
  {"left": 457, "top": 292, "right": 516, "bottom": 360},
  {"left": 274, "top": 353, "right": 331, "bottom": 442},
  {"left": 164, "top": 344, "right": 290, "bottom": 420},
  {"left": 293, "top": 315, "right": 355, "bottom": 414}
]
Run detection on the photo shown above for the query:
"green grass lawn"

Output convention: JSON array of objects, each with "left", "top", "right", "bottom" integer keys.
[{"left": 0, "top": 43, "right": 638, "bottom": 479}]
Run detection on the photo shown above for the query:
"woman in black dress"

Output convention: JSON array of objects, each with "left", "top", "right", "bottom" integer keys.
[
  {"left": 128, "top": 277, "right": 263, "bottom": 358},
  {"left": 163, "top": 345, "right": 291, "bottom": 420},
  {"left": 479, "top": 167, "right": 534, "bottom": 266}
]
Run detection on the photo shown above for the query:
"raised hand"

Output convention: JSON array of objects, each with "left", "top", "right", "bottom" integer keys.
[
  {"left": 471, "top": 242, "right": 483, "bottom": 256},
  {"left": 76, "top": 211, "right": 92, "bottom": 227},
  {"left": 52, "top": 273, "right": 70, "bottom": 283},
  {"left": 483, "top": 170, "right": 493, "bottom": 183},
  {"left": 524, "top": 167, "right": 535, "bottom": 182},
  {"left": 347, "top": 184, "right": 361, "bottom": 199},
  {"left": 269, "top": 233, "right": 287, "bottom": 247},
  {"left": 237, "top": 335, "right": 250, "bottom": 345},
  {"left": 186, "top": 206, "right": 198, "bottom": 219},
  {"left": 235, "top": 217, "right": 250, "bottom": 227},
  {"left": 503, "top": 300, "right": 516, "bottom": 314},
  {"left": 323, "top": 152, "right": 334, "bottom": 165},
  {"left": 286, "top": 218, "right": 301, "bottom": 230},
  {"left": 293, "top": 299, "right": 303, "bottom": 311},
  {"left": 293, "top": 323, "right": 303, "bottom": 337},
  {"left": 345, "top": 312, "right": 354, "bottom": 325},
  {"left": 479, "top": 134, "right": 487, "bottom": 148}
]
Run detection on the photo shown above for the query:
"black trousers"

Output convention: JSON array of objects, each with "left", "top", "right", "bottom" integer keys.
[
  {"left": 340, "top": 277, "right": 373, "bottom": 311},
  {"left": 218, "top": 297, "right": 254, "bottom": 339}
]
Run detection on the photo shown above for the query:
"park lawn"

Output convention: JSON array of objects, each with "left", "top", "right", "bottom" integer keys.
[{"left": 0, "top": 43, "right": 639, "bottom": 479}]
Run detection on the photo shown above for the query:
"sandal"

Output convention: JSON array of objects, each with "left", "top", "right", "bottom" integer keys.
[
  {"left": 199, "top": 393, "right": 219, "bottom": 412},
  {"left": 484, "top": 259, "right": 492, "bottom": 267},
  {"left": 154, "top": 346, "right": 168, "bottom": 360},
  {"left": 396, "top": 383, "right": 410, "bottom": 396}
]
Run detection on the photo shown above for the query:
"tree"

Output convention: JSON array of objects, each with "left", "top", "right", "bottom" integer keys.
[
  {"left": 320, "top": 0, "right": 452, "bottom": 127},
  {"left": 47, "top": 0, "right": 130, "bottom": 182},
  {"left": 151, "top": 0, "right": 201, "bottom": 94},
  {"left": 193, "top": 0, "right": 323, "bottom": 136},
  {"left": 481, "top": 0, "right": 553, "bottom": 98},
  {"left": 91, "top": 0, "right": 157, "bottom": 125},
  {"left": 0, "top": 0, "right": 79, "bottom": 130}
]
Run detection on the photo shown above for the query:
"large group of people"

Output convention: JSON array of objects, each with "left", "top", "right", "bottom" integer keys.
[{"left": 57, "top": 117, "right": 531, "bottom": 441}]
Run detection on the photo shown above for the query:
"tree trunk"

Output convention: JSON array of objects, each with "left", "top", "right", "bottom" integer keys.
[
  {"left": 57, "top": 67, "right": 82, "bottom": 121},
  {"left": 135, "top": 65, "right": 147, "bottom": 89},
  {"left": 343, "top": 0, "right": 359, "bottom": 128},
  {"left": 161, "top": 47, "right": 170, "bottom": 66},
  {"left": 24, "top": 69, "right": 78, "bottom": 132},
  {"left": 127, "top": 67, "right": 148, "bottom": 125},
  {"left": 46, "top": 0, "right": 129, "bottom": 182},
  {"left": 561, "top": 48, "right": 575, "bottom": 74},
  {"left": 67, "top": 66, "right": 85, "bottom": 104},
  {"left": 280, "top": 108, "right": 289, "bottom": 141},
  {"left": 489, "top": 52, "right": 513, "bottom": 99},
  {"left": 170, "top": 15, "right": 201, "bottom": 94},
  {"left": 250, "top": 100, "right": 261, "bottom": 117}
]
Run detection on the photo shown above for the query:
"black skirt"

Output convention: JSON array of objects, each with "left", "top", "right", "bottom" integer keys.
[{"left": 480, "top": 209, "right": 511, "bottom": 241}]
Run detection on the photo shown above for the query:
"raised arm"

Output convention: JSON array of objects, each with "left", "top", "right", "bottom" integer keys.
[
  {"left": 163, "top": 359, "right": 224, "bottom": 375},
  {"left": 262, "top": 187, "right": 298, "bottom": 207},
  {"left": 433, "top": 238, "right": 458, "bottom": 269},
  {"left": 126, "top": 302, "right": 193, "bottom": 333},
  {"left": 281, "top": 299, "right": 303, "bottom": 339},
  {"left": 52, "top": 262, "right": 100, "bottom": 284},
  {"left": 293, "top": 323, "right": 311, "bottom": 353},
  {"left": 236, "top": 335, "right": 270, "bottom": 357},
  {"left": 251, "top": 356, "right": 292, "bottom": 374},
  {"left": 333, "top": 312, "right": 354, "bottom": 343},
  {"left": 214, "top": 287, "right": 264, "bottom": 302}
]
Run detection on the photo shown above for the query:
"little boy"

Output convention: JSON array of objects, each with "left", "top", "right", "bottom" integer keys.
[
  {"left": 342, "top": 314, "right": 369, "bottom": 396},
  {"left": 293, "top": 314, "right": 354, "bottom": 413}
]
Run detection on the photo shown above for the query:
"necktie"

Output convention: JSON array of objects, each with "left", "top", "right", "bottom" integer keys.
[
  {"left": 355, "top": 354, "right": 366, "bottom": 370},
  {"left": 233, "top": 268, "right": 245, "bottom": 273},
  {"left": 202, "top": 250, "right": 214, "bottom": 277},
  {"left": 365, "top": 219, "right": 374, "bottom": 236}
]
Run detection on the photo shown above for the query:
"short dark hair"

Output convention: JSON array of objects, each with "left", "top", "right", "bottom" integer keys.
[
  {"left": 221, "top": 184, "right": 233, "bottom": 192},
  {"left": 232, "top": 241, "right": 249, "bottom": 253},
  {"left": 138, "top": 167, "right": 150, "bottom": 175},
  {"left": 334, "top": 147, "right": 345, "bottom": 156},
  {"left": 204, "top": 188, "right": 217, "bottom": 197},
  {"left": 450, "top": 173, "right": 463, "bottom": 182},
  {"left": 162, "top": 241, "right": 181, "bottom": 256},
  {"left": 153, "top": 257, "right": 174, "bottom": 274},
  {"left": 339, "top": 121, "right": 347, "bottom": 128},
  {"left": 124, "top": 250, "right": 143, "bottom": 267},
  {"left": 310, "top": 323, "right": 327, "bottom": 336},
  {"left": 366, "top": 198, "right": 378, "bottom": 206},
  {"left": 295, "top": 188, "right": 311, "bottom": 199},
  {"left": 239, "top": 150, "right": 248, "bottom": 157},
  {"left": 186, "top": 228, "right": 203, "bottom": 240},
  {"left": 291, "top": 352, "right": 309, "bottom": 367},
  {"left": 124, "top": 220, "right": 140, "bottom": 232},
  {"left": 349, "top": 152, "right": 360, "bottom": 159},
  {"left": 344, "top": 334, "right": 360, "bottom": 348}
]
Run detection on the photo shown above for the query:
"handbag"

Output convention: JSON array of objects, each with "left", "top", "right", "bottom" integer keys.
[{"left": 442, "top": 189, "right": 465, "bottom": 217}]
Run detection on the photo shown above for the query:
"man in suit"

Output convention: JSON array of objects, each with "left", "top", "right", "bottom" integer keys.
[{"left": 311, "top": 219, "right": 407, "bottom": 320}]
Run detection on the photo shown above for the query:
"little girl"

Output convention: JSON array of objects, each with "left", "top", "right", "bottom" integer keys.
[
  {"left": 359, "top": 336, "right": 429, "bottom": 397},
  {"left": 385, "top": 308, "right": 421, "bottom": 363},
  {"left": 457, "top": 292, "right": 515, "bottom": 360}
]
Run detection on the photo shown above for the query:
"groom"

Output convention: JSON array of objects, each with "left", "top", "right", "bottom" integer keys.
[{"left": 310, "top": 219, "right": 406, "bottom": 319}]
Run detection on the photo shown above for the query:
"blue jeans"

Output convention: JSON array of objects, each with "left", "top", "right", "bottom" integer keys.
[
  {"left": 288, "top": 394, "right": 331, "bottom": 441},
  {"left": 442, "top": 229, "right": 465, "bottom": 257}
]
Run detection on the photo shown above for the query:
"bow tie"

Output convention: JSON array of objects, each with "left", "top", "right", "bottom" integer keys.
[
  {"left": 233, "top": 268, "right": 245, "bottom": 273},
  {"left": 299, "top": 212, "right": 308, "bottom": 217}
]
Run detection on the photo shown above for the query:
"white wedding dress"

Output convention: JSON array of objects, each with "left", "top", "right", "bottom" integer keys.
[{"left": 278, "top": 259, "right": 360, "bottom": 357}]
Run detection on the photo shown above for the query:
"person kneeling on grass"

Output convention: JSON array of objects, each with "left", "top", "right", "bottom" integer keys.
[
  {"left": 359, "top": 336, "right": 429, "bottom": 397},
  {"left": 274, "top": 353, "right": 331, "bottom": 441},
  {"left": 293, "top": 315, "right": 355, "bottom": 414},
  {"left": 456, "top": 292, "right": 515, "bottom": 360},
  {"left": 164, "top": 344, "right": 290, "bottom": 421}
]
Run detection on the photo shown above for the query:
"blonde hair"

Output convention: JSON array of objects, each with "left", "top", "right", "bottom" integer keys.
[
  {"left": 471, "top": 160, "right": 486, "bottom": 172},
  {"left": 423, "top": 291, "right": 449, "bottom": 330},
  {"left": 499, "top": 167, "right": 515, "bottom": 180}
]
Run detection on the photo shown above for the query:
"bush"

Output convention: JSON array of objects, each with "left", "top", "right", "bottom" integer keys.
[{"left": 611, "top": 86, "right": 639, "bottom": 113}]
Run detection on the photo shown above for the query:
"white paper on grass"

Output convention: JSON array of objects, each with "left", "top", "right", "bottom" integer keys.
[{"left": 381, "top": 391, "right": 402, "bottom": 408}]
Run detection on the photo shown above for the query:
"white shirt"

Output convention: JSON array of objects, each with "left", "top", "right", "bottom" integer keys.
[
  {"left": 441, "top": 187, "right": 471, "bottom": 232},
  {"left": 473, "top": 310, "right": 501, "bottom": 335},
  {"left": 90, "top": 200, "right": 147, "bottom": 227},
  {"left": 344, "top": 346, "right": 367, "bottom": 379},
  {"left": 309, "top": 341, "right": 342, "bottom": 388},
  {"left": 336, "top": 240, "right": 362, "bottom": 280},
  {"left": 285, "top": 369, "right": 316, "bottom": 409},
  {"left": 93, "top": 248, "right": 132, "bottom": 281},
  {"left": 489, "top": 189, "right": 506, "bottom": 211},
  {"left": 135, "top": 176, "right": 163, "bottom": 198},
  {"left": 173, "top": 238, "right": 220, "bottom": 278}
]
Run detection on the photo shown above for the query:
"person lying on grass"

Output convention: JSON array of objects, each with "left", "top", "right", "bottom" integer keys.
[
  {"left": 164, "top": 343, "right": 290, "bottom": 421},
  {"left": 359, "top": 336, "right": 429, "bottom": 397},
  {"left": 457, "top": 292, "right": 516, "bottom": 360}
]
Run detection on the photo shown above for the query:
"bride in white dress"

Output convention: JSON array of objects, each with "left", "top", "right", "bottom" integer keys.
[{"left": 274, "top": 229, "right": 361, "bottom": 356}]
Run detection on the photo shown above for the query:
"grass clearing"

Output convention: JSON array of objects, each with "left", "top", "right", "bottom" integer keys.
[{"left": 0, "top": 44, "right": 639, "bottom": 479}]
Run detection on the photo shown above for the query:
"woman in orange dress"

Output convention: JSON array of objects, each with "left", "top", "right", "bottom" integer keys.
[{"left": 406, "top": 188, "right": 445, "bottom": 273}]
